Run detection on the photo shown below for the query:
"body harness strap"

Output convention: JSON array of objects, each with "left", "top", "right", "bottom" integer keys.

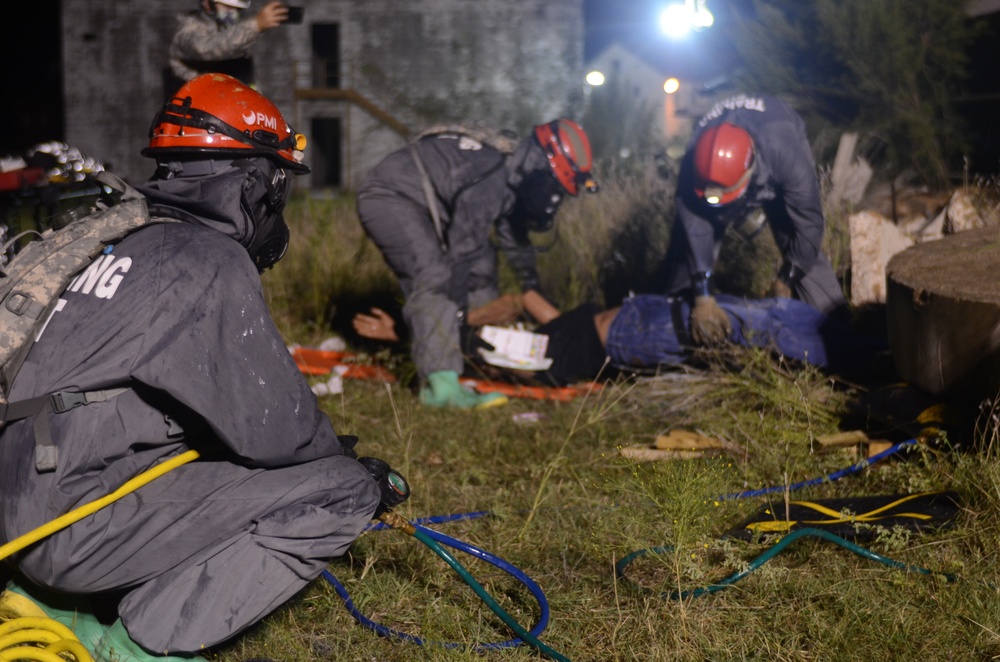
[
  {"left": 1, "top": 387, "right": 131, "bottom": 472},
  {"left": 409, "top": 145, "right": 448, "bottom": 254}
]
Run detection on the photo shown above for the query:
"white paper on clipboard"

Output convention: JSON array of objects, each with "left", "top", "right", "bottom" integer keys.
[{"left": 478, "top": 325, "right": 553, "bottom": 371}]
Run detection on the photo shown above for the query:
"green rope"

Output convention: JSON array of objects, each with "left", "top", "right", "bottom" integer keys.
[
  {"left": 411, "top": 527, "right": 571, "bottom": 662},
  {"left": 616, "top": 527, "right": 958, "bottom": 600}
]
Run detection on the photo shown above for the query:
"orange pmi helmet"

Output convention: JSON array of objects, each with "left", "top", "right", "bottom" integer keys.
[
  {"left": 534, "top": 119, "right": 598, "bottom": 196},
  {"left": 144, "top": 73, "right": 309, "bottom": 173},
  {"left": 692, "top": 122, "right": 755, "bottom": 206}
]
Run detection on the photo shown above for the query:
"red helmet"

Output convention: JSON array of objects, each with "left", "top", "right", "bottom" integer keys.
[
  {"left": 143, "top": 73, "right": 309, "bottom": 173},
  {"left": 534, "top": 119, "right": 598, "bottom": 196},
  {"left": 692, "top": 122, "right": 755, "bottom": 206}
]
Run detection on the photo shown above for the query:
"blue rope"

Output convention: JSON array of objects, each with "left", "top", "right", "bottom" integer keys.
[
  {"left": 720, "top": 438, "right": 918, "bottom": 500},
  {"left": 322, "top": 522, "right": 550, "bottom": 651}
]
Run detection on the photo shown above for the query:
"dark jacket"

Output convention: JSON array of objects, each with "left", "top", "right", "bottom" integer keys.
[{"left": 0, "top": 204, "right": 348, "bottom": 542}]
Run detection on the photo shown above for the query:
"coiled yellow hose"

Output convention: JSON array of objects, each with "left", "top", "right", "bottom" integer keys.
[
  {"left": 0, "top": 616, "right": 94, "bottom": 661},
  {"left": 0, "top": 450, "right": 201, "bottom": 661}
]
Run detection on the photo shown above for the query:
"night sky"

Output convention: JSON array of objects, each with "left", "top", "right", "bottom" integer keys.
[{"left": 584, "top": 0, "right": 743, "bottom": 81}]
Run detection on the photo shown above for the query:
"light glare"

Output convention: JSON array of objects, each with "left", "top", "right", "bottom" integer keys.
[
  {"left": 659, "top": 4, "right": 691, "bottom": 38},
  {"left": 659, "top": 1, "right": 715, "bottom": 38}
]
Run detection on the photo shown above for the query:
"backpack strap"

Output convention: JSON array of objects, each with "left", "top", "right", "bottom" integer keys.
[
  {"left": 1, "top": 387, "right": 131, "bottom": 472},
  {"left": 409, "top": 145, "right": 448, "bottom": 254},
  {"left": 93, "top": 170, "right": 144, "bottom": 203}
]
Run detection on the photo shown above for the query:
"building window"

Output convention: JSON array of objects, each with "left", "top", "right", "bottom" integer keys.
[
  {"left": 311, "top": 23, "right": 340, "bottom": 89},
  {"left": 310, "top": 117, "right": 342, "bottom": 188}
]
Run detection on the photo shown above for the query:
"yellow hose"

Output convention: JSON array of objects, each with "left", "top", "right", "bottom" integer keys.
[
  {"left": 0, "top": 617, "right": 93, "bottom": 661},
  {"left": 0, "top": 450, "right": 200, "bottom": 562},
  {"left": 0, "top": 450, "right": 201, "bottom": 661}
]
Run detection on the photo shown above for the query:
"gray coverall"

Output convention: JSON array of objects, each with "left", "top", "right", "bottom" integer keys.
[
  {"left": 0, "top": 208, "right": 380, "bottom": 654},
  {"left": 662, "top": 94, "right": 846, "bottom": 315},
  {"left": 357, "top": 134, "right": 543, "bottom": 380}
]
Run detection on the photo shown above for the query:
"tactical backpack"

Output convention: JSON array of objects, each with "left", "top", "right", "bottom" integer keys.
[
  {"left": 408, "top": 124, "right": 520, "bottom": 252},
  {"left": 411, "top": 124, "right": 520, "bottom": 156},
  {"left": 0, "top": 172, "right": 158, "bottom": 471}
]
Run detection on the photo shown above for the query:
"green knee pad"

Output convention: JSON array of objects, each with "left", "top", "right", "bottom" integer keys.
[{"left": 94, "top": 619, "right": 201, "bottom": 662}]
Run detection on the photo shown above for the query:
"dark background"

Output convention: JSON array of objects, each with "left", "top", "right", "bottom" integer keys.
[{"left": 3, "top": 0, "right": 1000, "bottom": 176}]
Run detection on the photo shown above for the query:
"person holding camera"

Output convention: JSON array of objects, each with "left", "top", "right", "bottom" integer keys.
[{"left": 167, "top": 0, "right": 291, "bottom": 92}]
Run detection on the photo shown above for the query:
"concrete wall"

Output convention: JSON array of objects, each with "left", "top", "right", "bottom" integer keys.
[{"left": 62, "top": 0, "right": 585, "bottom": 189}]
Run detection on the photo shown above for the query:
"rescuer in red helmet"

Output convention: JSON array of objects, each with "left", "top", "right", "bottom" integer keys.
[
  {"left": 0, "top": 74, "right": 384, "bottom": 661},
  {"left": 358, "top": 120, "right": 598, "bottom": 409},
  {"left": 660, "top": 94, "right": 846, "bottom": 346}
]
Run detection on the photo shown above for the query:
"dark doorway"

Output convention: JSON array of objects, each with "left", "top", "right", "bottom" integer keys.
[
  {"left": 0, "top": 0, "right": 63, "bottom": 155},
  {"left": 310, "top": 117, "right": 343, "bottom": 188},
  {"left": 311, "top": 23, "right": 341, "bottom": 89}
]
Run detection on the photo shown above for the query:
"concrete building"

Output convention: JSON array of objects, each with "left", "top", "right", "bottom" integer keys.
[{"left": 60, "top": 0, "right": 585, "bottom": 189}]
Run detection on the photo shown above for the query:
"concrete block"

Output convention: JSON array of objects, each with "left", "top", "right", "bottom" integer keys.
[{"left": 886, "top": 226, "right": 1000, "bottom": 398}]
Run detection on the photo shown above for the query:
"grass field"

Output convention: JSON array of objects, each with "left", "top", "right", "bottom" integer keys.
[{"left": 222, "top": 164, "right": 1000, "bottom": 661}]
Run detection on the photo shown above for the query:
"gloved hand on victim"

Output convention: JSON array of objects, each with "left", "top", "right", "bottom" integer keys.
[{"left": 689, "top": 295, "right": 732, "bottom": 346}]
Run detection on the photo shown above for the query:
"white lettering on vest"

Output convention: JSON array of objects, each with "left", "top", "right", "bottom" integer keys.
[
  {"left": 94, "top": 258, "right": 131, "bottom": 299},
  {"left": 35, "top": 298, "right": 66, "bottom": 342},
  {"left": 68, "top": 255, "right": 131, "bottom": 299},
  {"left": 698, "top": 95, "right": 768, "bottom": 128}
]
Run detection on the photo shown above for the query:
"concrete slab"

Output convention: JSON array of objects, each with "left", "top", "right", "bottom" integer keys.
[{"left": 886, "top": 226, "right": 1000, "bottom": 398}]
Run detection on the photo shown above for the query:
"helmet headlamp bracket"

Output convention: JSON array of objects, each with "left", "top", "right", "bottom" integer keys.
[{"left": 701, "top": 159, "right": 756, "bottom": 206}]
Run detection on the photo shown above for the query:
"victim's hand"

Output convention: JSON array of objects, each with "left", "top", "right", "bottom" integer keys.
[{"left": 352, "top": 308, "right": 399, "bottom": 342}]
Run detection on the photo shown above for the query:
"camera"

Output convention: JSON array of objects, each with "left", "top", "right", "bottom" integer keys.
[{"left": 285, "top": 6, "right": 304, "bottom": 24}]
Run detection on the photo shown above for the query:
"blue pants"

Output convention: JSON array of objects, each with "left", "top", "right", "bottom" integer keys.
[{"left": 605, "top": 294, "right": 885, "bottom": 371}]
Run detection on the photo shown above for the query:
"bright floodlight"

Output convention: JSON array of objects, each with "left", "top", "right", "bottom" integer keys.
[
  {"left": 659, "top": 4, "right": 691, "bottom": 38},
  {"left": 663, "top": 78, "right": 680, "bottom": 94},
  {"left": 659, "top": 1, "right": 714, "bottom": 38},
  {"left": 586, "top": 70, "right": 606, "bottom": 86}
]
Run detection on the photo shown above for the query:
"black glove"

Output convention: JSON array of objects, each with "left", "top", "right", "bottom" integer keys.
[
  {"left": 460, "top": 323, "right": 495, "bottom": 358},
  {"left": 358, "top": 457, "right": 410, "bottom": 518},
  {"left": 776, "top": 261, "right": 806, "bottom": 290},
  {"left": 338, "top": 435, "right": 359, "bottom": 459}
]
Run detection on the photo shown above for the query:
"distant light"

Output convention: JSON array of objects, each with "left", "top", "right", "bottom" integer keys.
[
  {"left": 586, "top": 70, "right": 606, "bottom": 86},
  {"left": 664, "top": 78, "right": 680, "bottom": 94}
]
